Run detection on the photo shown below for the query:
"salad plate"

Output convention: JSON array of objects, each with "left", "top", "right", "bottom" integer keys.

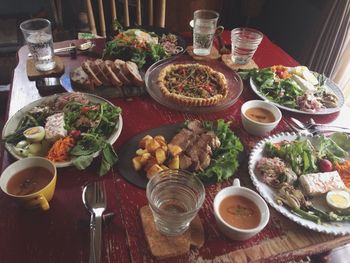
[
  {"left": 2, "top": 93, "right": 123, "bottom": 168},
  {"left": 249, "top": 132, "right": 350, "bottom": 235},
  {"left": 249, "top": 68, "right": 345, "bottom": 115},
  {"left": 104, "top": 26, "right": 187, "bottom": 69},
  {"left": 145, "top": 55, "right": 243, "bottom": 113}
]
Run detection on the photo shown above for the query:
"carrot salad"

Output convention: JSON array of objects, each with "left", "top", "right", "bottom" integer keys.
[
  {"left": 47, "top": 136, "right": 75, "bottom": 162},
  {"left": 335, "top": 160, "right": 350, "bottom": 187}
]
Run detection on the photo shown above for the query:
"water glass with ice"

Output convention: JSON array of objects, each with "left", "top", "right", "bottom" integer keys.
[
  {"left": 146, "top": 169, "right": 205, "bottom": 236},
  {"left": 193, "top": 9, "right": 219, "bottom": 56},
  {"left": 231, "top": 28, "right": 263, "bottom": 64},
  {"left": 20, "top": 18, "right": 56, "bottom": 71}
]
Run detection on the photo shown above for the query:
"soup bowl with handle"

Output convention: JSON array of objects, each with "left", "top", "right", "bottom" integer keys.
[
  {"left": 213, "top": 178, "right": 270, "bottom": 240},
  {"left": 0, "top": 157, "right": 57, "bottom": 211}
]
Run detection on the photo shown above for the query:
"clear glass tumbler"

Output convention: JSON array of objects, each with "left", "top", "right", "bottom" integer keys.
[
  {"left": 20, "top": 18, "right": 56, "bottom": 71},
  {"left": 146, "top": 169, "right": 205, "bottom": 236},
  {"left": 193, "top": 9, "right": 219, "bottom": 56},
  {"left": 231, "top": 28, "right": 263, "bottom": 65}
]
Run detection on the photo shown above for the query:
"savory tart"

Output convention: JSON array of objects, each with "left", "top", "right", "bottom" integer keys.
[{"left": 158, "top": 64, "right": 228, "bottom": 106}]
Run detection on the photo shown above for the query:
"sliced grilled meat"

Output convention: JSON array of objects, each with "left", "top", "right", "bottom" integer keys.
[
  {"left": 170, "top": 128, "right": 196, "bottom": 151},
  {"left": 187, "top": 120, "right": 206, "bottom": 134}
]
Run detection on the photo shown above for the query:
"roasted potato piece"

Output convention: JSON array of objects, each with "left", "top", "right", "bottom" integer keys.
[
  {"left": 154, "top": 135, "right": 166, "bottom": 146},
  {"left": 140, "top": 152, "right": 151, "bottom": 164},
  {"left": 132, "top": 156, "right": 143, "bottom": 171},
  {"left": 136, "top": 148, "right": 148, "bottom": 156},
  {"left": 161, "top": 145, "right": 168, "bottom": 152},
  {"left": 146, "top": 164, "right": 163, "bottom": 179},
  {"left": 155, "top": 148, "right": 166, "bottom": 164},
  {"left": 168, "top": 155, "right": 180, "bottom": 169},
  {"left": 139, "top": 135, "right": 153, "bottom": 148},
  {"left": 146, "top": 139, "right": 161, "bottom": 153},
  {"left": 144, "top": 156, "right": 158, "bottom": 171},
  {"left": 168, "top": 144, "right": 182, "bottom": 157}
]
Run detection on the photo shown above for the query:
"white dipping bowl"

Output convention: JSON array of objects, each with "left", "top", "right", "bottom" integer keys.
[
  {"left": 213, "top": 179, "right": 270, "bottom": 241},
  {"left": 241, "top": 100, "right": 282, "bottom": 136}
]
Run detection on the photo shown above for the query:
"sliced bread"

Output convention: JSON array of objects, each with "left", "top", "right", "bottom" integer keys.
[
  {"left": 81, "top": 60, "right": 103, "bottom": 87},
  {"left": 113, "top": 59, "right": 131, "bottom": 85},
  {"left": 94, "top": 59, "right": 111, "bottom": 85},
  {"left": 124, "top": 61, "right": 144, "bottom": 87},
  {"left": 104, "top": 60, "right": 123, "bottom": 87},
  {"left": 70, "top": 66, "right": 95, "bottom": 90}
]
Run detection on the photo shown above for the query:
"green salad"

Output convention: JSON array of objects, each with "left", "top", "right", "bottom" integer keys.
[
  {"left": 104, "top": 28, "right": 168, "bottom": 68},
  {"left": 239, "top": 65, "right": 339, "bottom": 112},
  {"left": 196, "top": 119, "right": 244, "bottom": 182},
  {"left": 3, "top": 93, "right": 121, "bottom": 176}
]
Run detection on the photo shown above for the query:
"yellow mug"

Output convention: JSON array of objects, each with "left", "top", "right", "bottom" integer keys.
[{"left": 0, "top": 157, "right": 57, "bottom": 211}]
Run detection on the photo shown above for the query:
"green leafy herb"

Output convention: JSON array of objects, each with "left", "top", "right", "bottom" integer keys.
[{"left": 196, "top": 119, "right": 244, "bottom": 182}]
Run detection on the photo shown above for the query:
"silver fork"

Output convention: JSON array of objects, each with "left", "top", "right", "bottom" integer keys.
[
  {"left": 291, "top": 117, "right": 350, "bottom": 134},
  {"left": 91, "top": 181, "right": 107, "bottom": 263},
  {"left": 285, "top": 119, "right": 313, "bottom": 136}
]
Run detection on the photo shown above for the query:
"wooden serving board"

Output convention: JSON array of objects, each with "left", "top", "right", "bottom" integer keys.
[{"left": 140, "top": 206, "right": 204, "bottom": 259}]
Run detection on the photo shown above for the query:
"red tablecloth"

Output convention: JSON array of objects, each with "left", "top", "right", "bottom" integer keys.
[{"left": 1, "top": 32, "right": 349, "bottom": 263}]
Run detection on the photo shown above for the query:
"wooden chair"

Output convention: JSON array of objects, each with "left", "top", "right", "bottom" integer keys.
[{"left": 85, "top": 0, "right": 167, "bottom": 37}]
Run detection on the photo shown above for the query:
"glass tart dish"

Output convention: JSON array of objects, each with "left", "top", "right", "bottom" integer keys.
[{"left": 145, "top": 55, "right": 243, "bottom": 113}]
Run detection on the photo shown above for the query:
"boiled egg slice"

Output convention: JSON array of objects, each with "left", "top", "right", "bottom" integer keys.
[
  {"left": 134, "top": 30, "right": 158, "bottom": 44},
  {"left": 326, "top": 189, "right": 350, "bottom": 211},
  {"left": 23, "top": 126, "right": 45, "bottom": 143}
]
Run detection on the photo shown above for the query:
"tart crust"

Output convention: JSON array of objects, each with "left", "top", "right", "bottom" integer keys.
[{"left": 158, "top": 64, "right": 228, "bottom": 106}]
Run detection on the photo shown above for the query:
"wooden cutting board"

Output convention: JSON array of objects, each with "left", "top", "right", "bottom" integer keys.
[{"left": 140, "top": 205, "right": 204, "bottom": 259}]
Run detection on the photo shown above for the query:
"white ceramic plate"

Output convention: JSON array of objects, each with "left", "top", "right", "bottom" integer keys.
[
  {"left": 249, "top": 132, "right": 350, "bottom": 235},
  {"left": 250, "top": 76, "right": 345, "bottom": 115},
  {"left": 2, "top": 93, "right": 123, "bottom": 168}
]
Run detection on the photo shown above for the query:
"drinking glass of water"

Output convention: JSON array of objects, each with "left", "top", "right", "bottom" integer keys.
[
  {"left": 20, "top": 18, "right": 56, "bottom": 71},
  {"left": 193, "top": 10, "right": 219, "bottom": 56},
  {"left": 231, "top": 28, "right": 263, "bottom": 65},
  {"left": 146, "top": 169, "right": 205, "bottom": 236}
]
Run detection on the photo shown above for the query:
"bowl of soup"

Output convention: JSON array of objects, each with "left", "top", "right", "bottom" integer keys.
[
  {"left": 213, "top": 178, "right": 270, "bottom": 240},
  {"left": 241, "top": 100, "right": 281, "bottom": 136}
]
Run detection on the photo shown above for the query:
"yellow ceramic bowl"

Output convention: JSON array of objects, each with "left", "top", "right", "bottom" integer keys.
[{"left": 0, "top": 157, "right": 57, "bottom": 211}]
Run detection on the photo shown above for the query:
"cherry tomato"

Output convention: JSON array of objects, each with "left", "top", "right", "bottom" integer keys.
[
  {"left": 69, "top": 130, "right": 81, "bottom": 140},
  {"left": 178, "top": 85, "right": 184, "bottom": 92},
  {"left": 202, "top": 85, "right": 213, "bottom": 93}
]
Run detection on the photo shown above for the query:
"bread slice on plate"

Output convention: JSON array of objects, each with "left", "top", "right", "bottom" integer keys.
[
  {"left": 81, "top": 60, "right": 103, "bottom": 87},
  {"left": 70, "top": 66, "right": 95, "bottom": 90},
  {"left": 123, "top": 61, "right": 144, "bottom": 87},
  {"left": 104, "top": 60, "right": 123, "bottom": 87}
]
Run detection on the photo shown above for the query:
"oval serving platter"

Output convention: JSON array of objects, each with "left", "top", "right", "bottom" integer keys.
[
  {"left": 249, "top": 132, "right": 350, "bottom": 235},
  {"left": 2, "top": 93, "right": 123, "bottom": 168},
  {"left": 250, "top": 76, "right": 345, "bottom": 115}
]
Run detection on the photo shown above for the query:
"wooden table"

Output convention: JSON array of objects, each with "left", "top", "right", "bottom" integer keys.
[{"left": 1, "top": 32, "right": 350, "bottom": 263}]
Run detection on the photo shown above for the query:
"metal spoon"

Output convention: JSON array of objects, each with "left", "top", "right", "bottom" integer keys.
[
  {"left": 28, "top": 41, "right": 94, "bottom": 57},
  {"left": 82, "top": 182, "right": 96, "bottom": 263}
]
